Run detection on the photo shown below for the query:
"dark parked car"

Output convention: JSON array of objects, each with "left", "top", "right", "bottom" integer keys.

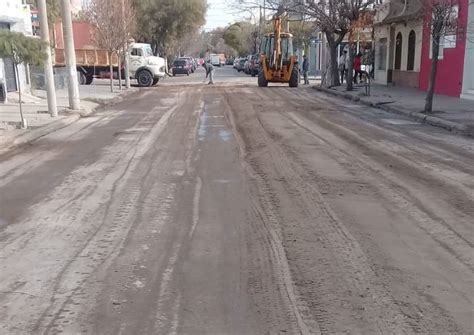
[{"left": 172, "top": 59, "right": 192, "bottom": 76}]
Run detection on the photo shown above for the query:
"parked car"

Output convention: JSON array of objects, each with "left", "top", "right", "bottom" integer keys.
[
  {"left": 172, "top": 59, "right": 192, "bottom": 76},
  {"left": 248, "top": 55, "right": 260, "bottom": 77},
  {"left": 233, "top": 58, "right": 240, "bottom": 69},
  {"left": 179, "top": 57, "right": 196, "bottom": 72},
  {"left": 226, "top": 58, "right": 234, "bottom": 65},
  {"left": 243, "top": 54, "right": 259, "bottom": 76},
  {"left": 236, "top": 58, "right": 246, "bottom": 72}
]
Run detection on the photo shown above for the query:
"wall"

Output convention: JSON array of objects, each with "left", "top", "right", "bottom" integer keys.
[
  {"left": 419, "top": 0, "right": 468, "bottom": 97},
  {"left": 374, "top": 21, "right": 423, "bottom": 87},
  {"left": 461, "top": 1, "right": 474, "bottom": 100},
  {"left": 374, "top": 25, "right": 390, "bottom": 84},
  {"left": 393, "top": 22, "right": 423, "bottom": 73}
]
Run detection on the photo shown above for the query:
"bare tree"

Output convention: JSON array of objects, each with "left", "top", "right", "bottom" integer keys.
[
  {"left": 86, "top": 0, "right": 135, "bottom": 92},
  {"left": 423, "top": 0, "right": 459, "bottom": 113}
]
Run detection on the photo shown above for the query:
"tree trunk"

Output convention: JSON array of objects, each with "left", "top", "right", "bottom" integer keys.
[
  {"left": 118, "top": 55, "right": 122, "bottom": 91},
  {"left": 424, "top": 34, "right": 441, "bottom": 114},
  {"left": 15, "top": 63, "right": 26, "bottom": 129},
  {"left": 346, "top": 43, "right": 355, "bottom": 91},
  {"left": 109, "top": 51, "right": 114, "bottom": 93},
  {"left": 326, "top": 35, "right": 340, "bottom": 87}
]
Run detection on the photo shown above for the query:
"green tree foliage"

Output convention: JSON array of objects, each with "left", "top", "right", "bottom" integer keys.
[
  {"left": 0, "top": 30, "right": 47, "bottom": 67},
  {"left": 133, "top": 0, "right": 207, "bottom": 56},
  {"left": 0, "top": 30, "right": 47, "bottom": 127},
  {"left": 223, "top": 22, "right": 259, "bottom": 55}
]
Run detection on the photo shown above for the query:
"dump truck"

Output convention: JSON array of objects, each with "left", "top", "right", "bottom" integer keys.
[
  {"left": 54, "top": 43, "right": 166, "bottom": 87},
  {"left": 53, "top": 22, "right": 166, "bottom": 87}
]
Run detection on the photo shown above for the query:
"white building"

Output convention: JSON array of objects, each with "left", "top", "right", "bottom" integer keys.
[
  {"left": 0, "top": 0, "right": 34, "bottom": 100},
  {"left": 461, "top": 1, "right": 474, "bottom": 100},
  {"left": 373, "top": 0, "right": 423, "bottom": 88}
]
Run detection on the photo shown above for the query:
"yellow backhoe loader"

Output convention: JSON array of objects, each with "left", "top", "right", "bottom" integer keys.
[{"left": 258, "top": 12, "right": 299, "bottom": 87}]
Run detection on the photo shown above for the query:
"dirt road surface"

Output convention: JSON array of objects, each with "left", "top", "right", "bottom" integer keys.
[{"left": 0, "top": 68, "right": 473, "bottom": 334}]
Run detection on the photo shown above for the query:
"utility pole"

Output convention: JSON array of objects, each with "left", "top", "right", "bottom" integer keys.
[
  {"left": 60, "top": 0, "right": 81, "bottom": 110},
  {"left": 122, "top": 0, "right": 131, "bottom": 89},
  {"left": 38, "top": 0, "right": 58, "bottom": 117}
]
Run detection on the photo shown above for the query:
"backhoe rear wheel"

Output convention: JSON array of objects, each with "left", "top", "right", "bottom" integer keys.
[
  {"left": 258, "top": 70, "right": 268, "bottom": 87},
  {"left": 289, "top": 66, "right": 299, "bottom": 87}
]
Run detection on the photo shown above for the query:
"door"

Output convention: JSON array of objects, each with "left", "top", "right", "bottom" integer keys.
[
  {"left": 3, "top": 58, "right": 17, "bottom": 92},
  {"left": 129, "top": 47, "right": 145, "bottom": 75}
]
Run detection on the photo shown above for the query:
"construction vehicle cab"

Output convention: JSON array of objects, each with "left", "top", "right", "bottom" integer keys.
[{"left": 258, "top": 13, "right": 299, "bottom": 87}]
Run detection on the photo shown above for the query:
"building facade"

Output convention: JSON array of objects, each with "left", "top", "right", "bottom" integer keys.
[
  {"left": 373, "top": 0, "right": 424, "bottom": 88},
  {"left": 461, "top": 0, "right": 474, "bottom": 100},
  {"left": 0, "top": 0, "right": 34, "bottom": 99},
  {"left": 419, "top": 0, "right": 470, "bottom": 97}
]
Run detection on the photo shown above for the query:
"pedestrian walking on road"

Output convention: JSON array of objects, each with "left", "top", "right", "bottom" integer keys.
[
  {"left": 202, "top": 61, "right": 215, "bottom": 85},
  {"left": 353, "top": 52, "right": 362, "bottom": 84},
  {"left": 302, "top": 55, "right": 309, "bottom": 85},
  {"left": 339, "top": 50, "right": 347, "bottom": 84}
]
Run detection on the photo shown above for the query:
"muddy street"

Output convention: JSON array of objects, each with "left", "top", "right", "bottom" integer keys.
[{"left": 0, "top": 68, "right": 473, "bottom": 334}]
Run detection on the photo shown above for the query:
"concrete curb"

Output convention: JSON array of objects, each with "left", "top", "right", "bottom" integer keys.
[
  {"left": 313, "top": 86, "right": 472, "bottom": 136},
  {"left": 0, "top": 89, "right": 139, "bottom": 155}
]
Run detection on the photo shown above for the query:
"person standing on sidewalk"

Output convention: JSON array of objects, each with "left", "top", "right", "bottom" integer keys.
[
  {"left": 302, "top": 55, "right": 309, "bottom": 85},
  {"left": 353, "top": 52, "right": 362, "bottom": 84},
  {"left": 339, "top": 50, "right": 347, "bottom": 84},
  {"left": 202, "top": 61, "right": 215, "bottom": 85}
]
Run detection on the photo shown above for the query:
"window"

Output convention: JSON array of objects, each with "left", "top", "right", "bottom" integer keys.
[
  {"left": 131, "top": 48, "right": 142, "bottom": 57},
  {"left": 378, "top": 38, "right": 387, "bottom": 70},
  {"left": 407, "top": 30, "right": 416, "bottom": 71},
  {"left": 145, "top": 47, "right": 154, "bottom": 57},
  {"left": 394, "top": 32, "right": 402, "bottom": 70}
]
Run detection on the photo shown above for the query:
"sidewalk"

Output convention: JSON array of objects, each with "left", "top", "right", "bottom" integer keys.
[
  {"left": 314, "top": 83, "right": 474, "bottom": 136},
  {"left": 0, "top": 80, "right": 138, "bottom": 152}
]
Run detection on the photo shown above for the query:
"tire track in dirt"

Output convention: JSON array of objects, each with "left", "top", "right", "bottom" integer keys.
[{"left": 223, "top": 87, "right": 470, "bottom": 334}]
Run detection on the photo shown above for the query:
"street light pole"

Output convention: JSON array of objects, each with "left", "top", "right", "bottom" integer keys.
[
  {"left": 38, "top": 0, "right": 58, "bottom": 117},
  {"left": 60, "top": 0, "right": 81, "bottom": 110}
]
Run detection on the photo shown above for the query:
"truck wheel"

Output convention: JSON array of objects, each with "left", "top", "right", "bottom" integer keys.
[
  {"left": 258, "top": 70, "right": 268, "bottom": 87},
  {"left": 85, "top": 75, "right": 94, "bottom": 85},
  {"left": 137, "top": 70, "right": 153, "bottom": 87},
  {"left": 79, "top": 71, "right": 87, "bottom": 85},
  {"left": 289, "top": 66, "right": 299, "bottom": 87},
  {"left": 152, "top": 78, "right": 159, "bottom": 86}
]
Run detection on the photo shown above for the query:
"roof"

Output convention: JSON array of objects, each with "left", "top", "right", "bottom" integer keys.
[
  {"left": 132, "top": 43, "right": 151, "bottom": 48},
  {"left": 378, "top": 0, "right": 423, "bottom": 25}
]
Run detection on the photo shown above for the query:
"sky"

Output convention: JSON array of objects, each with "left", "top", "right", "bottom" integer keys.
[{"left": 204, "top": 0, "right": 249, "bottom": 31}]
